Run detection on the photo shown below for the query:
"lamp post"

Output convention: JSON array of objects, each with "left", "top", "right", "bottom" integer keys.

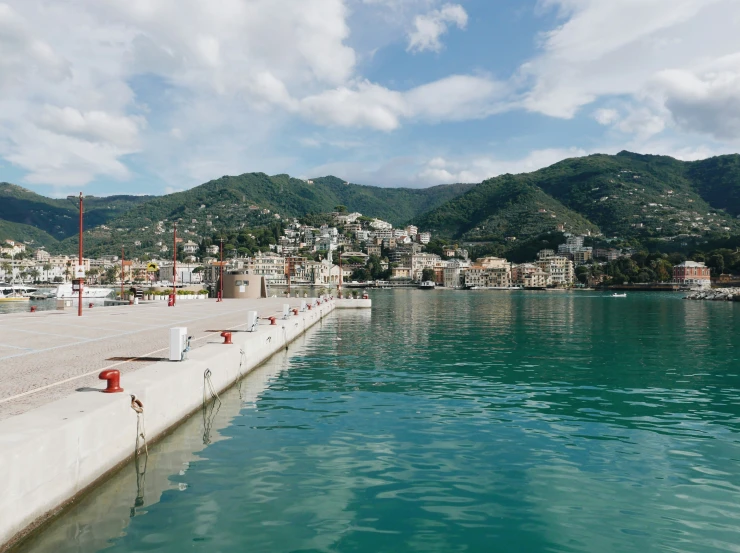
[
  {"left": 217, "top": 238, "right": 224, "bottom": 302},
  {"left": 66, "top": 193, "right": 84, "bottom": 316},
  {"left": 121, "top": 246, "right": 125, "bottom": 301},
  {"left": 172, "top": 222, "right": 177, "bottom": 306}
]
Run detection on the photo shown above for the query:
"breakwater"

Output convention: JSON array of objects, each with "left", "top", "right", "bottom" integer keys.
[
  {"left": 0, "top": 296, "right": 361, "bottom": 551},
  {"left": 684, "top": 288, "right": 740, "bottom": 301}
]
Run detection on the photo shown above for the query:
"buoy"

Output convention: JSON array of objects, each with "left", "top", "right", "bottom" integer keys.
[
  {"left": 221, "top": 331, "right": 233, "bottom": 345},
  {"left": 99, "top": 369, "right": 124, "bottom": 393}
]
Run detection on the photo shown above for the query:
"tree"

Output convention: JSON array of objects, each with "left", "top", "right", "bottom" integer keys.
[
  {"left": 707, "top": 253, "right": 725, "bottom": 276},
  {"left": 334, "top": 205, "right": 348, "bottom": 213},
  {"left": 575, "top": 265, "right": 590, "bottom": 284},
  {"left": 421, "top": 267, "right": 436, "bottom": 282}
]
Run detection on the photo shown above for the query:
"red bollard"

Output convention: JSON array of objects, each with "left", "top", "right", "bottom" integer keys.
[
  {"left": 30, "top": 305, "right": 37, "bottom": 313},
  {"left": 99, "top": 369, "right": 124, "bottom": 393},
  {"left": 221, "top": 331, "right": 233, "bottom": 345},
  {"left": 363, "top": 294, "right": 369, "bottom": 299},
  {"left": 89, "top": 302, "right": 94, "bottom": 309},
  {"left": 292, "top": 308, "right": 299, "bottom": 316},
  {"left": 307, "top": 304, "right": 312, "bottom": 310},
  {"left": 267, "top": 316, "right": 277, "bottom": 325}
]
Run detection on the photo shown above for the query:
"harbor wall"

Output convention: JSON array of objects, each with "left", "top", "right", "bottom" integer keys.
[{"left": 0, "top": 299, "right": 336, "bottom": 551}]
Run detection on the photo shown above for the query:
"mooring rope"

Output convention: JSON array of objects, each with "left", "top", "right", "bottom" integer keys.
[
  {"left": 130, "top": 394, "right": 148, "bottom": 457},
  {"left": 203, "top": 368, "right": 221, "bottom": 405}
]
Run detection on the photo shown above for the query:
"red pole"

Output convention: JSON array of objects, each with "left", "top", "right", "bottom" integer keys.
[
  {"left": 78, "top": 192, "right": 83, "bottom": 317},
  {"left": 218, "top": 238, "right": 224, "bottom": 302},
  {"left": 121, "top": 247, "right": 124, "bottom": 300},
  {"left": 173, "top": 222, "right": 177, "bottom": 306}
]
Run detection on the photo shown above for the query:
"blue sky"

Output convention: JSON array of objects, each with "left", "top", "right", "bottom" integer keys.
[{"left": 1, "top": 0, "right": 739, "bottom": 197}]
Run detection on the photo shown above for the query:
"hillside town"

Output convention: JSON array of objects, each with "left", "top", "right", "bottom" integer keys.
[{"left": 0, "top": 210, "right": 715, "bottom": 292}]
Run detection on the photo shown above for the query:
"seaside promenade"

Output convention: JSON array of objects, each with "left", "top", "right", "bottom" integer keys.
[{"left": 0, "top": 296, "right": 369, "bottom": 551}]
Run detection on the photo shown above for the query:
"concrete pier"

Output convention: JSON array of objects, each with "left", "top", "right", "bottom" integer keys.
[{"left": 0, "top": 296, "right": 366, "bottom": 550}]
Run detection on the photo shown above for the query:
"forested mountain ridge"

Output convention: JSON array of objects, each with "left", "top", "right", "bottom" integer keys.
[
  {"left": 0, "top": 182, "right": 152, "bottom": 246},
  {"left": 415, "top": 152, "right": 740, "bottom": 243},
  {"left": 53, "top": 173, "right": 475, "bottom": 256}
]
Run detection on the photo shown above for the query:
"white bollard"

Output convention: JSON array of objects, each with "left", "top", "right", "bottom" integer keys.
[
  {"left": 247, "top": 310, "right": 258, "bottom": 332},
  {"left": 169, "top": 327, "right": 188, "bottom": 361}
]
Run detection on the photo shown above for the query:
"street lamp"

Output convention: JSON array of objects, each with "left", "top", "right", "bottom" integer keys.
[{"left": 66, "top": 193, "right": 84, "bottom": 317}]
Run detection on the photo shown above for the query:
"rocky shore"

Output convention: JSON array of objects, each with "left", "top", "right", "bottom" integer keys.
[{"left": 684, "top": 288, "right": 740, "bottom": 301}]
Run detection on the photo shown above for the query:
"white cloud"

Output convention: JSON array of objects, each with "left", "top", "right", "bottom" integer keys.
[
  {"left": 407, "top": 3, "right": 468, "bottom": 53},
  {"left": 592, "top": 108, "right": 619, "bottom": 126},
  {"left": 523, "top": 0, "right": 737, "bottom": 118},
  {"left": 298, "top": 74, "right": 505, "bottom": 130},
  {"left": 416, "top": 147, "right": 589, "bottom": 183}
]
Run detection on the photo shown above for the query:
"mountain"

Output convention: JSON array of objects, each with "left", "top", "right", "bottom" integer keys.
[
  {"left": 53, "top": 173, "right": 475, "bottom": 256},
  {"left": 0, "top": 182, "right": 153, "bottom": 246},
  {"left": 415, "top": 152, "right": 740, "bottom": 244}
]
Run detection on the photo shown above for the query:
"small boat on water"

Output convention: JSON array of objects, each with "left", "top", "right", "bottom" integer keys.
[
  {"left": 419, "top": 281, "right": 436, "bottom": 290},
  {"left": 612, "top": 293, "right": 627, "bottom": 298},
  {"left": 0, "top": 284, "right": 36, "bottom": 302}
]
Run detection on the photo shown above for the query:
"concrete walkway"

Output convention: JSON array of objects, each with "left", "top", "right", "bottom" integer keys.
[{"left": 0, "top": 298, "right": 308, "bottom": 420}]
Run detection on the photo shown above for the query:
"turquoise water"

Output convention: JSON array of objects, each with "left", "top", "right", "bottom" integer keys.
[{"left": 15, "top": 291, "right": 740, "bottom": 552}]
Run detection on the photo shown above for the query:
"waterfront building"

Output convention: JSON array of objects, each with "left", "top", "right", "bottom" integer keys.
[
  {"left": 536, "top": 255, "right": 575, "bottom": 286},
  {"left": 464, "top": 259, "right": 512, "bottom": 288},
  {"left": 159, "top": 262, "right": 203, "bottom": 286},
  {"left": 443, "top": 259, "right": 470, "bottom": 288},
  {"left": 673, "top": 261, "right": 711, "bottom": 288},
  {"left": 410, "top": 253, "right": 442, "bottom": 281},
  {"left": 418, "top": 232, "right": 431, "bottom": 244}
]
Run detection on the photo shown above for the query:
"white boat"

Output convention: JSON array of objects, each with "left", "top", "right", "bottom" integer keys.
[
  {"left": 55, "top": 284, "right": 114, "bottom": 299},
  {"left": 612, "top": 293, "right": 627, "bottom": 298},
  {"left": 0, "top": 284, "right": 36, "bottom": 302},
  {"left": 419, "top": 281, "right": 436, "bottom": 290}
]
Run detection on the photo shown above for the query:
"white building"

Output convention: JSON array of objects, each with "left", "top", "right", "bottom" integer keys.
[
  {"left": 370, "top": 219, "right": 392, "bottom": 230},
  {"left": 183, "top": 241, "right": 199, "bottom": 254}
]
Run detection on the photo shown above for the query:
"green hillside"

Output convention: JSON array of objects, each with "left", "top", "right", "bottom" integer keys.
[
  {"left": 416, "top": 175, "right": 600, "bottom": 241},
  {"left": 0, "top": 182, "right": 152, "bottom": 241},
  {"left": 415, "top": 152, "right": 740, "bottom": 243},
  {"left": 0, "top": 219, "right": 59, "bottom": 248},
  {"left": 55, "top": 173, "right": 474, "bottom": 256}
]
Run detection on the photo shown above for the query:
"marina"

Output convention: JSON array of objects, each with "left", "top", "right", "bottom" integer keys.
[
  {"left": 4, "top": 290, "right": 740, "bottom": 553},
  {"left": 0, "top": 295, "right": 369, "bottom": 550}
]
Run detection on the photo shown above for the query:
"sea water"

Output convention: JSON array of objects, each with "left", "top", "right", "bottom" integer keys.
[{"left": 13, "top": 291, "right": 740, "bottom": 553}]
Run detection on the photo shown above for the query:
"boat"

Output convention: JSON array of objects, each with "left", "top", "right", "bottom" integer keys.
[
  {"left": 55, "top": 284, "right": 114, "bottom": 299},
  {"left": 0, "top": 284, "right": 36, "bottom": 302},
  {"left": 419, "top": 281, "right": 436, "bottom": 290},
  {"left": 612, "top": 293, "right": 627, "bottom": 297}
]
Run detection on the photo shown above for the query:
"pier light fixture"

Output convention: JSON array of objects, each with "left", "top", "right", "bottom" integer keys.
[{"left": 66, "top": 193, "right": 85, "bottom": 317}]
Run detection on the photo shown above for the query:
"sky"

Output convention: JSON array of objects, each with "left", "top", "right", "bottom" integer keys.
[{"left": 1, "top": 0, "right": 740, "bottom": 197}]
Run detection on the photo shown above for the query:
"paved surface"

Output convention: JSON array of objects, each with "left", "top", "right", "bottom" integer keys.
[{"left": 0, "top": 298, "right": 310, "bottom": 420}]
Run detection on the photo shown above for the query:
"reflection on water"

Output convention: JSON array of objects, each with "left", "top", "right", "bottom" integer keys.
[{"left": 13, "top": 291, "right": 740, "bottom": 553}]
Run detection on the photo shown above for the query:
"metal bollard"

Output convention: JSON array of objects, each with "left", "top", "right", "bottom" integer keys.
[{"left": 99, "top": 369, "right": 124, "bottom": 393}]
